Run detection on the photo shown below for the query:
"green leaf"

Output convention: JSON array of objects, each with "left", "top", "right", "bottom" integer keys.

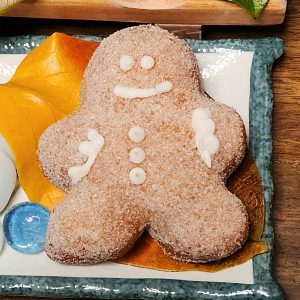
[{"left": 227, "top": 0, "right": 269, "bottom": 18}]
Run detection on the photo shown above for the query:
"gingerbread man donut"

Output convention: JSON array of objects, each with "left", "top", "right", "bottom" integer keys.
[{"left": 38, "top": 25, "right": 249, "bottom": 264}]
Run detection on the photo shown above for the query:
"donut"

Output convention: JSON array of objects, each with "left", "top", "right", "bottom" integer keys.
[{"left": 38, "top": 25, "right": 248, "bottom": 264}]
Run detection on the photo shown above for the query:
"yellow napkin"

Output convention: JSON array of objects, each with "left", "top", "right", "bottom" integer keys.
[{"left": 0, "top": 33, "right": 99, "bottom": 210}]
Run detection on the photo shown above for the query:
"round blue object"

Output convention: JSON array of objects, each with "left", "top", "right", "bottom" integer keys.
[{"left": 3, "top": 202, "right": 50, "bottom": 254}]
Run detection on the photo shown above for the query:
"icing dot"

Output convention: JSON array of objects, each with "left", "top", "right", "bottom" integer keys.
[
  {"left": 203, "top": 135, "right": 220, "bottom": 155},
  {"left": 3, "top": 203, "right": 50, "bottom": 254},
  {"left": 129, "top": 167, "right": 146, "bottom": 185},
  {"left": 200, "top": 119, "right": 215, "bottom": 134},
  {"left": 119, "top": 55, "right": 135, "bottom": 72},
  {"left": 192, "top": 107, "right": 211, "bottom": 121},
  {"left": 195, "top": 133, "right": 207, "bottom": 149},
  {"left": 68, "top": 129, "right": 104, "bottom": 185},
  {"left": 192, "top": 107, "right": 220, "bottom": 168},
  {"left": 78, "top": 141, "right": 92, "bottom": 156},
  {"left": 140, "top": 55, "right": 155, "bottom": 70},
  {"left": 130, "top": 147, "right": 145, "bottom": 164},
  {"left": 200, "top": 150, "right": 212, "bottom": 168},
  {"left": 128, "top": 126, "right": 145, "bottom": 143}
]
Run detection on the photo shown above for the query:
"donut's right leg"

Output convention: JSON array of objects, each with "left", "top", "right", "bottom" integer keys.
[{"left": 45, "top": 179, "right": 147, "bottom": 264}]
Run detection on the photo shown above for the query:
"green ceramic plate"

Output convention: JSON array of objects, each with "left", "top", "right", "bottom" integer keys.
[{"left": 0, "top": 35, "right": 283, "bottom": 299}]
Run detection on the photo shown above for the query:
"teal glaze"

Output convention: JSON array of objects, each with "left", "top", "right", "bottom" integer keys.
[{"left": 0, "top": 35, "right": 284, "bottom": 299}]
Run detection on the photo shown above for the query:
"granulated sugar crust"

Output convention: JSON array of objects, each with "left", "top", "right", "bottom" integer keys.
[{"left": 38, "top": 25, "right": 248, "bottom": 265}]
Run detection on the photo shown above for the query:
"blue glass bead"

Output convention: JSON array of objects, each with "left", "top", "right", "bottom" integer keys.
[{"left": 3, "top": 202, "right": 50, "bottom": 254}]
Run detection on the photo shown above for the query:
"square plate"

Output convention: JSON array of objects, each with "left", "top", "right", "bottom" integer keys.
[{"left": 0, "top": 35, "right": 283, "bottom": 299}]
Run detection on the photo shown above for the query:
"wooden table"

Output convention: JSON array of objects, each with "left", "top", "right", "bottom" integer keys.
[{"left": 0, "top": 0, "right": 299, "bottom": 299}]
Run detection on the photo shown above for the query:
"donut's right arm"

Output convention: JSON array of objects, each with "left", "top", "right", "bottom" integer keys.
[{"left": 38, "top": 114, "right": 91, "bottom": 192}]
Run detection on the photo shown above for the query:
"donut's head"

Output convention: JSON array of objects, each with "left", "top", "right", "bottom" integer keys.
[{"left": 81, "top": 25, "right": 202, "bottom": 108}]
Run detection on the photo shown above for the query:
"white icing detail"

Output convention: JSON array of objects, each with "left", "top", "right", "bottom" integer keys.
[
  {"left": 128, "top": 126, "right": 145, "bottom": 143},
  {"left": 129, "top": 167, "right": 146, "bottom": 185},
  {"left": 78, "top": 141, "right": 92, "bottom": 156},
  {"left": 200, "top": 150, "right": 212, "bottom": 169},
  {"left": 203, "top": 135, "right": 220, "bottom": 155},
  {"left": 68, "top": 129, "right": 104, "bottom": 185},
  {"left": 192, "top": 108, "right": 220, "bottom": 168},
  {"left": 0, "top": 224, "right": 3, "bottom": 253},
  {"left": 0, "top": 151, "right": 17, "bottom": 213},
  {"left": 192, "top": 107, "right": 211, "bottom": 120},
  {"left": 119, "top": 55, "right": 135, "bottom": 72},
  {"left": 130, "top": 147, "right": 145, "bottom": 164},
  {"left": 140, "top": 55, "right": 155, "bottom": 70},
  {"left": 198, "top": 118, "right": 215, "bottom": 135},
  {"left": 113, "top": 80, "right": 173, "bottom": 99}
]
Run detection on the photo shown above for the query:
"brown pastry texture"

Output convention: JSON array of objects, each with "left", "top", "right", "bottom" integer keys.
[{"left": 38, "top": 25, "right": 249, "bottom": 265}]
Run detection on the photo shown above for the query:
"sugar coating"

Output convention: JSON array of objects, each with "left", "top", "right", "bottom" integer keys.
[
  {"left": 45, "top": 178, "right": 147, "bottom": 264},
  {"left": 38, "top": 25, "right": 248, "bottom": 265}
]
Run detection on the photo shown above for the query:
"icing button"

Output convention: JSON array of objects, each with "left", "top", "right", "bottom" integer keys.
[
  {"left": 128, "top": 126, "right": 145, "bottom": 143},
  {"left": 130, "top": 147, "right": 145, "bottom": 164},
  {"left": 3, "top": 202, "right": 50, "bottom": 254},
  {"left": 129, "top": 167, "right": 146, "bottom": 185}
]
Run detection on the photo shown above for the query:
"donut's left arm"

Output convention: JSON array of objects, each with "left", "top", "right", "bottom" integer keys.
[
  {"left": 211, "top": 103, "right": 247, "bottom": 180},
  {"left": 191, "top": 101, "right": 246, "bottom": 181}
]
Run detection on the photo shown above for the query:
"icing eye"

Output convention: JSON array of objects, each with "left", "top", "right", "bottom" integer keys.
[
  {"left": 119, "top": 55, "right": 135, "bottom": 72},
  {"left": 140, "top": 56, "right": 155, "bottom": 70}
]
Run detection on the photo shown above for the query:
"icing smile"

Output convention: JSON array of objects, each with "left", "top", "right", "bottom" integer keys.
[
  {"left": 114, "top": 54, "right": 173, "bottom": 99},
  {"left": 113, "top": 80, "right": 173, "bottom": 99}
]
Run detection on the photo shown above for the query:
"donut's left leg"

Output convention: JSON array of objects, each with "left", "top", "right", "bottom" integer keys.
[{"left": 148, "top": 184, "right": 249, "bottom": 263}]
